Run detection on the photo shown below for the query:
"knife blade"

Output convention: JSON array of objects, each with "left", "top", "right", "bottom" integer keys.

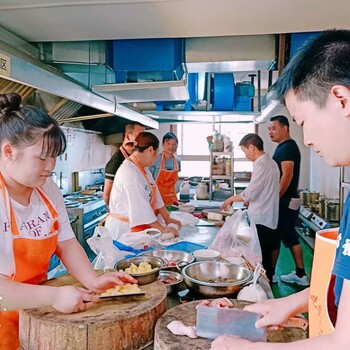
[{"left": 196, "top": 306, "right": 266, "bottom": 342}]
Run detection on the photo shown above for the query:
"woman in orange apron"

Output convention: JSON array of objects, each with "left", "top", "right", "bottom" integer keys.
[
  {"left": 150, "top": 132, "right": 181, "bottom": 206},
  {"left": 0, "top": 93, "right": 136, "bottom": 350},
  {"left": 105, "top": 132, "right": 181, "bottom": 239}
]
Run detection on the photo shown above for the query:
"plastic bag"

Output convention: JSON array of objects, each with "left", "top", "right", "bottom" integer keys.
[
  {"left": 118, "top": 232, "right": 154, "bottom": 250},
  {"left": 169, "top": 211, "right": 199, "bottom": 226},
  {"left": 87, "top": 225, "right": 128, "bottom": 270},
  {"left": 237, "top": 263, "right": 268, "bottom": 302},
  {"left": 209, "top": 209, "right": 262, "bottom": 266}
]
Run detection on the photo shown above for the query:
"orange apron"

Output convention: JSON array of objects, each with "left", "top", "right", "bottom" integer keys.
[
  {"left": 156, "top": 152, "right": 179, "bottom": 206},
  {"left": 308, "top": 228, "right": 338, "bottom": 337},
  {"left": 119, "top": 145, "right": 129, "bottom": 160},
  {"left": 0, "top": 175, "right": 59, "bottom": 350},
  {"left": 109, "top": 155, "right": 157, "bottom": 232}
]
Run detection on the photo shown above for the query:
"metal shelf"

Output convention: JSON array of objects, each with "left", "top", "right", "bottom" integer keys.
[{"left": 209, "top": 151, "right": 234, "bottom": 200}]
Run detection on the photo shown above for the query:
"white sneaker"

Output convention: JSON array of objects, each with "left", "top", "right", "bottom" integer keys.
[
  {"left": 280, "top": 272, "right": 309, "bottom": 286},
  {"left": 272, "top": 274, "right": 278, "bottom": 283}
]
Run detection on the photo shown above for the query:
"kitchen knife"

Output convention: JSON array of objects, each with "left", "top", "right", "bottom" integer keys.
[{"left": 196, "top": 305, "right": 266, "bottom": 342}]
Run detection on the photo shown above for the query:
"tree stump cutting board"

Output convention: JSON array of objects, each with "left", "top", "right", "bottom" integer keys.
[
  {"left": 19, "top": 274, "right": 167, "bottom": 350},
  {"left": 154, "top": 300, "right": 307, "bottom": 349}
]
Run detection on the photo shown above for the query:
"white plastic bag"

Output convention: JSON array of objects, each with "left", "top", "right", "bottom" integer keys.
[
  {"left": 169, "top": 211, "right": 199, "bottom": 226},
  {"left": 87, "top": 225, "right": 127, "bottom": 270},
  {"left": 237, "top": 263, "right": 268, "bottom": 302},
  {"left": 209, "top": 209, "right": 262, "bottom": 266},
  {"left": 118, "top": 231, "right": 154, "bottom": 250}
]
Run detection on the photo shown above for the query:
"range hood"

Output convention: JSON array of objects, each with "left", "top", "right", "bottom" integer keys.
[
  {"left": 92, "top": 78, "right": 189, "bottom": 103},
  {"left": 0, "top": 40, "right": 158, "bottom": 130}
]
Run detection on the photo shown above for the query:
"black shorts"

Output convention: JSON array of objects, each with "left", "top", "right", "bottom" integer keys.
[{"left": 271, "top": 197, "right": 300, "bottom": 250}]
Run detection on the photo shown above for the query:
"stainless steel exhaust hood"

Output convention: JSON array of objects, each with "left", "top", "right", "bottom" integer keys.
[
  {"left": 92, "top": 78, "right": 189, "bottom": 103},
  {"left": 0, "top": 41, "right": 158, "bottom": 129}
]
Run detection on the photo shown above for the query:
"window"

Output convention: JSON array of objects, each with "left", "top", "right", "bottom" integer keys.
[{"left": 176, "top": 122, "right": 256, "bottom": 177}]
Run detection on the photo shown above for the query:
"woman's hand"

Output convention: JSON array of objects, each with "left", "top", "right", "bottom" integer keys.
[
  {"left": 167, "top": 217, "right": 182, "bottom": 229},
  {"left": 51, "top": 286, "right": 100, "bottom": 313},
  {"left": 162, "top": 225, "right": 179, "bottom": 237},
  {"left": 86, "top": 271, "right": 138, "bottom": 294}
]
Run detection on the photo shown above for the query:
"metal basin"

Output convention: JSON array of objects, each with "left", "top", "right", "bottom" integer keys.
[
  {"left": 182, "top": 261, "right": 253, "bottom": 298},
  {"left": 115, "top": 256, "right": 163, "bottom": 285},
  {"left": 158, "top": 270, "right": 183, "bottom": 295},
  {"left": 139, "top": 250, "right": 194, "bottom": 271}
]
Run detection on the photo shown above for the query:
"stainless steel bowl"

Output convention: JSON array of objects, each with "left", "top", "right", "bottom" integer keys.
[
  {"left": 115, "top": 256, "right": 164, "bottom": 285},
  {"left": 182, "top": 261, "right": 253, "bottom": 298},
  {"left": 139, "top": 250, "right": 195, "bottom": 271},
  {"left": 158, "top": 270, "right": 183, "bottom": 295}
]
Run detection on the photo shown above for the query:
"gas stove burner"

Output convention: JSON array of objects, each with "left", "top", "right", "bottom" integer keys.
[
  {"left": 64, "top": 199, "right": 80, "bottom": 208},
  {"left": 65, "top": 195, "right": 97, "bottom": 203}
]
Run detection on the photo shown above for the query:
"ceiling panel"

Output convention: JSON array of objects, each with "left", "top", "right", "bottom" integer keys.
[{"left": 0, "top": 0, "right": 349, "bottom": 42}]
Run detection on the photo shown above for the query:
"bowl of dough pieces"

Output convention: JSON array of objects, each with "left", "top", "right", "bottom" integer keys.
[{"left": 115, "top": 256, "right": 164, "bottom": 285}]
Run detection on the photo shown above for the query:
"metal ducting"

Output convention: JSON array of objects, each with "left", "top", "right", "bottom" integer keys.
[{"left": 253, "top": 88, "right": 286, "bottom": 124}]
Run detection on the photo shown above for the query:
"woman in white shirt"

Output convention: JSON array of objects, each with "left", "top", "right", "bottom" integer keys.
[
  {"left": 105, "top": 132, "right": 181, "bottom": 240},
  {"left": 0, "top": 93, "right": 136, "bottom": 349}
]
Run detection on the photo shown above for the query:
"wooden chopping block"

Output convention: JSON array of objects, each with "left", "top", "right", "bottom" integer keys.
[
  {"left": 154, "top": 300, "right": 307, "bottom": 350},
  {"left": 19, "top": 274, "right": 167, "bottom": 350}
]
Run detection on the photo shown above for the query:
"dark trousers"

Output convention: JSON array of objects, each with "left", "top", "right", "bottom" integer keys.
[{"left": 256, "top": 224, "right": 276, "bottom": 283}]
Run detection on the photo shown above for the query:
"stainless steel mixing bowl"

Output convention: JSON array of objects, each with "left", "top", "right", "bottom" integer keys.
[
  {"left": 182, "top": 261, "right": 253, "bottom": 297},
  {"left": 115, "top": 256, "right": 164, "bottom": 285},
  {"left": 158, "top": 270, "right": 183, "bottom": 294},
  {"left": 139, "top": 250, "right": 195, "bottom": 271}
]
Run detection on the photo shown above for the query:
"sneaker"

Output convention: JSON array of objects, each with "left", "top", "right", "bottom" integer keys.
[
  {"left": 272, "top": 274, "right": 278, "bottom": 283},
  {"left": 280, "top": 272, "right": 309, "bottom": 286}
]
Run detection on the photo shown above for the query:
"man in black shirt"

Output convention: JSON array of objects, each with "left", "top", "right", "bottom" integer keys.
[
  {"left": 269, "top": 115, "right": 309, "bottom": 286},
  {"left": 103, "top": 121, "right": 145, "bottom": 205}
]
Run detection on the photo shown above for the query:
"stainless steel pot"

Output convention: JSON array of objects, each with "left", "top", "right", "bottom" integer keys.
[
  {"left": 324, "top": 199, "right": 340, "bottom": 222},
  {"left": 182, "top": 261, "right": 253, "bottom": 298},
  {"left": 319, "top": 196, "right": 326, "bottom": 217},
  {"left": 300, "top": 190, "right": 320, "bottom": 205}
]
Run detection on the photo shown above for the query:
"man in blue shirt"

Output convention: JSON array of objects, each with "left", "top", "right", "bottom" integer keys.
[{"left": 212, "top": 29, "right": 350, "bottom": 350}]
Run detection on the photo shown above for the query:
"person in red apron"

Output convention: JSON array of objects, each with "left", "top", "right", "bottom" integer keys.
[
  {"left": 105, "top": 132, "right": 181, "bottom": 239},
  {"left": 0, "top": 93, "right": 136, "bottom": 350},
  {"left": 149, "top": 132, "right": 181, "bottom": 206},
  {"left": 211, "top": 30, "right": 350, "bottom": 349}
]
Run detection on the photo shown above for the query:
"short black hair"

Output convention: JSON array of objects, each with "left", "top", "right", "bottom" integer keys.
[
  {"left": 270, "top": 115, "right": 290, "bottom": 128},
  {"left": 276, "top": 29, "right": 350, "bottom": 107},
  {"left": 239, "top": 133, "right": 264, "bottom": 151},
  {"left": 123, "top": 121, "right": 144, "bottom": 139},
  {"left": 162, "top": 132, "right": 178, "bottom": 144}
]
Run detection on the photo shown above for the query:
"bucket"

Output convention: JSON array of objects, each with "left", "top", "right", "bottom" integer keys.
[
  {"left": 179, "top": 178, "right": 190, "bottom": 201},
  {"left": 309, "top": 228, "right": 338, "bottom": 337}
]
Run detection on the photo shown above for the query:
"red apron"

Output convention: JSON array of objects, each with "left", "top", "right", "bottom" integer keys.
[
  {"left": 0, "top": 175, "right": 59, "bottom": 350},
  {"left": 156, "top": 152, "right": 179, "bottom": 206},
  {"left": 109, "top": 155, "right": 157, "bottom": 232},
  {"left": 308, "top": 228, "right": 338, "bottom": 337}
]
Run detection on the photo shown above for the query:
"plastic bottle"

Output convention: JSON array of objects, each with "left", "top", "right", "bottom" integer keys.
[
  {"left": 223, "top": 136, "right": 231, "bottom": 152},
  {"left": 179, "top": 178, "right": 190, "bottom": 201},
  {"left": 225, "top": 158, "right": 231, "bottom": 176}
]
